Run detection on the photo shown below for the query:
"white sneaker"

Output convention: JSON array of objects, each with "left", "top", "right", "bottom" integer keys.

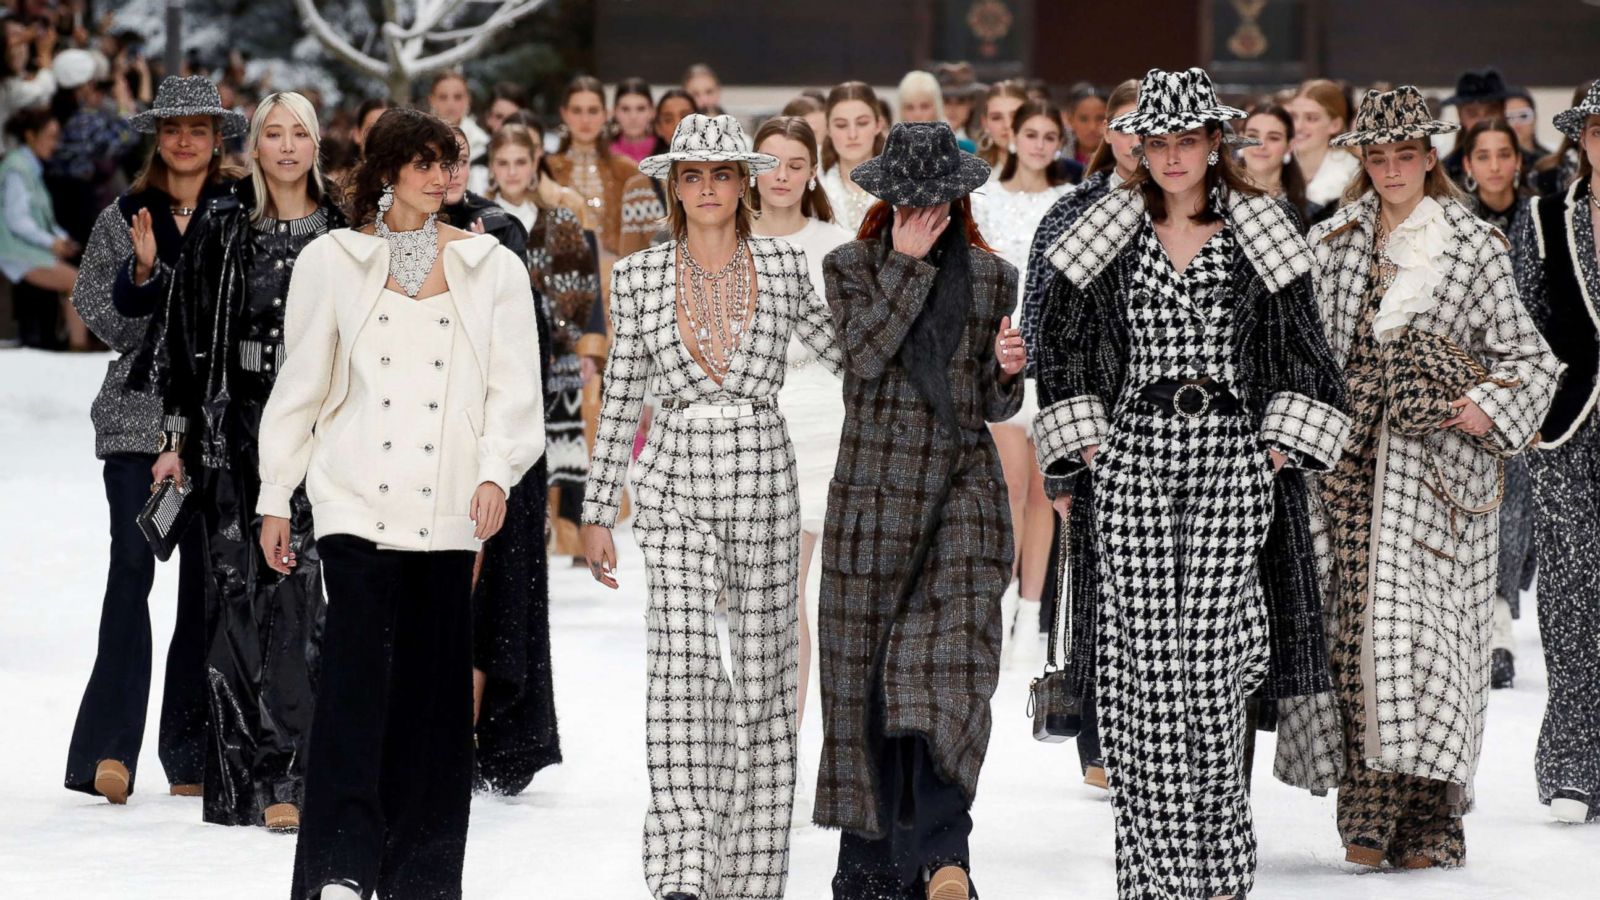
[
  {"left": 998, "top": 581, "right": 1020, "bottom": 667},
  {"left": 1010, "top": 598, "right": 1045, "bottom": 670},
  {"left": 321, "top": 884, "right": 361, "bottom": 900}
]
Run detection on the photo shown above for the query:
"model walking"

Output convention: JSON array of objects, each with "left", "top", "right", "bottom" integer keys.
[
  {"left": 817, "top": 121, "right": 1023, "bottom": 900},
  {"left": 1034, "top": 68, "right": 1351, "bottom": 899},
  {"left": 819, "top": 82, "right": 887, "bottom": 234},
  {"left": 64, "top": 75, "right": 244, "bottom": 805},
  {"left": 1277, "top": 86, "right": 1558, "bottom": 868},
  {"left": 581, "top": 114, "right": 840, "bottom": 900},
  {"left": 1511, "top": 80, "right": 1600, "bottom": 824},
  {"left": 257, "top": 108, "right": 544, "bottom": 900}
]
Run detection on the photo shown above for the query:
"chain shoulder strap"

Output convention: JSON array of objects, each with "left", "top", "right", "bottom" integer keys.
[{"left": 1045, "top": 516, "right": 1072, "bottom": 672}]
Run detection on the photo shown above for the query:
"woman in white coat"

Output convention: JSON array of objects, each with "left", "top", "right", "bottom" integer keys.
[{"left": 256, "top": 108, "right": 544, "bottom": 900}]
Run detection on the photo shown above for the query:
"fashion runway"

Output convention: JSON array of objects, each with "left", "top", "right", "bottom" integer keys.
[{"left": 0, "top": 349, "right": 1592, "bottom": 899}]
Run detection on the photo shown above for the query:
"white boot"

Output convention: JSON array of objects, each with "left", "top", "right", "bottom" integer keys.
[
  {"left": 998, "top": 581, "right": 1020, "bottom": 668},
  {"left": 1551, "top": 788, "right": 1592, "bottom": 824},
  {"left": 321, "top": 884, "right": 361, "bottom": 900},
  {"left": 1010, "top": 598, "right": 1045, "bottom": 670}
]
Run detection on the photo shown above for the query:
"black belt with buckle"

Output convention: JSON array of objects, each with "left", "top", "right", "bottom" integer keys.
[{"left": 1136, "top": 379, "right": 1242, "bottom": 418}]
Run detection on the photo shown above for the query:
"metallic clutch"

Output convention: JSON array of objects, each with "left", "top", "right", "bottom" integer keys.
[
  {"left": 136, "top": 476, "right": 197, "bottom": 562},
  {"left": 1028, "top": 518, "right": 1084, "bottom": 742}
]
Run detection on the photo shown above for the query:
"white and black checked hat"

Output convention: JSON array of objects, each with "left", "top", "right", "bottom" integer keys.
[
  {"left": 1107, "top": 67, "right": 1246, "bottom": 137},
  {"left": 1331, "top": 86, "right": 1458, "bottom": 147},
  {"left": 638, "top": 114, "right": 777, "bottom": 179},
  {"left": 129, "top": 75, "right": 248, "bottom": 138},
  {"left": 849, "top": 121, "right": 991, "bottom": 208},
  {"left": 1554, "top": 81, "right": 1600, "bottom": 142}
]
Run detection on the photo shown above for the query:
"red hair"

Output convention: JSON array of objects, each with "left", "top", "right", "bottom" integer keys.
[{"left": 856, "top": 197, "right": 995, "bottom": 253}]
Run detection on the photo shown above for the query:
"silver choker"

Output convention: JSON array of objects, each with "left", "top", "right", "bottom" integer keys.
[{"left": 375, "top": 213, "right": 439, "bottom": 298}]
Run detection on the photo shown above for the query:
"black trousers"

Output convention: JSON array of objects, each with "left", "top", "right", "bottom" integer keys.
[
  {"left": 834, "top": 703, "right": 976, "bottom": 900},
  {"left": 64, "top": 453, "right": 208, "bottom": 795},
  {"left": 290, "top": 535, "right": 475, "bottom": 900}
]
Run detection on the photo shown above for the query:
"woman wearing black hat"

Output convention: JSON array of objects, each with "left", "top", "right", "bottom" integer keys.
[
  {"left": 1441, "top": 68, "right": 1541, "bottom": 188},
  {"left": 1276, "top": 86, "right": 1557, "bottom": 868},
  {"left": 1511, "top": 79, "right": 1600, "bottom": 825},
  {"left": 1034, "top": 67, "right": 1350, "bottom": 899},
  {"left": 63, "top": 75, "right": 245, "bottom": 807},
  {"left": 817, "top": 120, "right": 1024, "bottom": 900}
]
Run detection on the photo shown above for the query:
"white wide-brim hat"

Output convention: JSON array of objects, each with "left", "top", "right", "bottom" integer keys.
[{"left": 639, "top": 114, "right": 777, "bottom": 180}]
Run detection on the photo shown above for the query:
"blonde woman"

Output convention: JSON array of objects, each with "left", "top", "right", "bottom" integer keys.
[{"left": 137, "top": 91, "right": 347, "bottom": 830}]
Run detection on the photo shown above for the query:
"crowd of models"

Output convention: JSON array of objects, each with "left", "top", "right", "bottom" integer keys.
[{"left": 28, "top": 51, "right": 1600, "bottom": 900}]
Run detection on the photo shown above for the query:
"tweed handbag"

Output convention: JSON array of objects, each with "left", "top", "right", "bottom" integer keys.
[
  {"left": 1028, "top": 518, "right": 1084, "bottom": 742},
  {"left": 137, "top": 476, "right": 197, "bottom": 562},
  {"left": 1384, "top": 325, "right": 1526, "bottom": 460}
]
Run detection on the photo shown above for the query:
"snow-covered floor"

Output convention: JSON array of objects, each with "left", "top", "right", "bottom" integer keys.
[{"left": 0, "top": 348, "right": 1594, "bottom": 899}]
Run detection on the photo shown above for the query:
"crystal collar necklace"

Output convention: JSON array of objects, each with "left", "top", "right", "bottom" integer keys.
[{"left": 374, "top": 186, "right": 439, "bottom": 299}]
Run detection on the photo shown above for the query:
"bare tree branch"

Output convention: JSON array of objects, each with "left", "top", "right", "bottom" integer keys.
[{"left": 292, "top": 0, "right": 389, "bottom": 81}]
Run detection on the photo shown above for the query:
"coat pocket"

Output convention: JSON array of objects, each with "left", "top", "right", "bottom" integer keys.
[{"left": 826, "top": 479, "right": 880, "bottom": 577}]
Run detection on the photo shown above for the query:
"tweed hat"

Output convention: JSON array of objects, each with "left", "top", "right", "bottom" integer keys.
[
  {"left": 1554, "top": 80, "right": 1600, "bottom": 142},
  {"left": 848, "top": 121, "right": 990, "bottom": 208},
  {"left": 1331, "top": 86, "right": 1458, "bottom": 147},
  {"left": 639, "top": 114, "right": 776, "bottom": 179},
  {"left": 128, "top": 76, "right": 248, "bottom": 138},
  {"left": 1442, "top": 68, "right": 1511, "bottom": 107},
  {"left": 1108, "top": 67, "right": 1246, "bottom": 137}
]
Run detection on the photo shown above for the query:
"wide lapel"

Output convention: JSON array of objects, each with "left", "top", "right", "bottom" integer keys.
[
  {"left": 1047, "top": 187, "right": 1145, "bottom": 289},
  {"left": 328, "top": 228, "right": 391, "bottom": 344},
  {"left": 442, "top": 233, "right": 499, "bottom": 384}
]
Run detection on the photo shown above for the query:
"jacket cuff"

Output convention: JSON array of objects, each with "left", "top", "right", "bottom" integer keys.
[
  {"left": 1465, "top": 381, "right": 1523, "bottom": 453},
  {"left": 1260, "top": 391, "right": 1350, "bottom": 472},
  {"left": 1032, "top": 394, "right": 1107, "bottom": 477},
  {"left": 477, "top": 455, "right": 514, "bottom": 497},
  {"left": 256, "top": 482, "right": 295, "bottom": 519},
  {"left": 580, "top": 498, "right": 619, "bottom": 530}
]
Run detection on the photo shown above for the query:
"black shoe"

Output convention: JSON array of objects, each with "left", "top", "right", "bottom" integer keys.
[
  {"left": 1491, "top": 648, "right": 1515, "bottom": 689},
  {"left": 662, "top": 894, "right": 700, "bottom": 900}
]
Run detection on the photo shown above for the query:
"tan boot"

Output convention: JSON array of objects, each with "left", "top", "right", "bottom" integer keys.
[
  {"left": 93, "top": 760, "right": 129, "bottom": 805},
  {"left": 264, "top": 802, "right": 301, "bottom": 833},
  {"left": 1083, "top": 765, "right": 1109, "bottom": 790},
  {"left": 1344, "top": 840, "right": 1385, "bottom": 868},
  {"left": 926, "top": 865, "right": 970, "bottom": 900},
  {"left": 168, "top": 783, "right": 202, "bottom": 797}
]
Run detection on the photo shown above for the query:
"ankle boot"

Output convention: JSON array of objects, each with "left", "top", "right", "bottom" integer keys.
[{"left": 93, "top": 760, "right": 129, "bottom": 805}]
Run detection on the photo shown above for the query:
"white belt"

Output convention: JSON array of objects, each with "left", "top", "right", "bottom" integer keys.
[{"left": 678, "top": 402, "right": 758, "bottom": 420}]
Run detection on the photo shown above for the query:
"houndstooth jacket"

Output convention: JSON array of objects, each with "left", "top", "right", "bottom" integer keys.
[
  {"left": 1031, "top": 186, "right": 1351, "bottom": 702},
  {"left": 1275, "top": 194, "right": 1560, "bottom": 798},
  {"left": 579, "top": 236, "right": 840, "bottom": 528}
]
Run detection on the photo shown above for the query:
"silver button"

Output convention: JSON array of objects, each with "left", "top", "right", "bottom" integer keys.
[
  {"left": 421, "top": 487, "right": 432, "bottom": 497},
  {"left": 382, "top": 440, "right": 392, "bottom": 451},
  {"left": 418, "top": 528, "right": 429, "bottom": 538},
  {"left": 376, "top": 522, "right": 385, "bottom": 531},
  {"left": 263, "top": 362, "right": 273, "bottom": 371},
  {"left": 380, "top": 355, "right": 391, "bottom": 366},
  {"left": 382, "top": 398, "right": 391, "bottom": 408},
  {"left": 423, "top": 443, "right": 435, "bottom": 453},
  {"left": 269, "top": 327, "right": 280, "bottom": 338},
  {"left": 271, "top": 298, "right": 282, "bottom": 308},
  {"left": 278, "top": 223, "right": 288, "bottom": 233},
  {"left": 275, "top": 260, "right": 284, "bottom": 269},
  {"left": 379, "top": 483, "right": 389, "bottom": 493},
  {"left": 433, "top": 359, "right": 444, "bottom": 370},
  {"left": 263, "top": 345, "right": 274, "bottom": 355},
  {"left": 438, "top": 317, "right": 450, "bottom": 327},
  {"left": 378, "top": 313, "right": 389, "bottom": 324},
  {"left": 427, "top": 401, "right": 439, "bottom": 412}
]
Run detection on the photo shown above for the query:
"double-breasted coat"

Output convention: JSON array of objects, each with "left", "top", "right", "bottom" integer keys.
[
  {"left": 814, "top": 234, "right": 1023, "bottom": 839},
  {"left": 1275, "top": 194, "right": 1561, "bottom": 798}
]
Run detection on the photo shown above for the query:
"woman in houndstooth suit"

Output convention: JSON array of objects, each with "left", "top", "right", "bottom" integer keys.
[{"left": 580, "top": 114, "right": 840, "bottom": 900}]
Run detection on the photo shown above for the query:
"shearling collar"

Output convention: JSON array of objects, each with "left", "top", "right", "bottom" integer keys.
[
  {"left": 328, "top": 227, "right": 500, "bottom": 268},
  {"left": 1046, "top": 186, "right": 1313, "bottom": 294}
]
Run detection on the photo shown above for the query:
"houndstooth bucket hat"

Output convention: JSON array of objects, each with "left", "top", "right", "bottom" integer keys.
[
  {"left": 639, "top": 114, "right": 777, "bottom": 179},
  {"left": 128, "top": 75, "right": 249, "bottom": 138},
  {"left": 1554, "top": 81, "right": 1600, "bottom": 142},
  {"left": 1108, "top": 67, "right": 1246, "bottom": 136},
  {"left": 849, "top": 121, "right": 990, "bottom": 208},
  {"left": 1331, "top": 86, "right": 1458, "bottom": 147}
]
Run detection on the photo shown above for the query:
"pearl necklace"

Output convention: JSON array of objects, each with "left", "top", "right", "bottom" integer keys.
[{"left": 677, "top": 239, "right": 752, "bottom": 381}]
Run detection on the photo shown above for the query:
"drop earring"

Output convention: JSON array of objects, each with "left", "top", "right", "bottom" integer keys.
[
  {"left": 1206, "top": 149, "right": 1220, "bottom": 166},
  {"left": 377, "top": 182, "right": 395, "bottom": 220},
  {"left": 749, "top": 173, "right": 757, "bottom": 187},
  {"left": 1283, "top": 151, "right": 1293, "bottom": 166},
  {"left": 1140, "top": 156, "right": 1150, "bottom": 170},
  {"left": 807, "top": 176, "right": 816, "bottom": 191}
]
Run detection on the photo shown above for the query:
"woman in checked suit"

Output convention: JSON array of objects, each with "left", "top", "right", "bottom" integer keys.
[{"left": 580, "top": 113, "right": 841, "bottom": 900}]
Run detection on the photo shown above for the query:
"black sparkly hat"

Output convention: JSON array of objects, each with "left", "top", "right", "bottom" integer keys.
[{"left": 848, "top": 122, "right": 991, "bottom": 208}]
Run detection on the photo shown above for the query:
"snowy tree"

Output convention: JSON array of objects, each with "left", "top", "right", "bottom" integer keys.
[{"left": 294, "top": 0, "right": 555, "bottom": 102}]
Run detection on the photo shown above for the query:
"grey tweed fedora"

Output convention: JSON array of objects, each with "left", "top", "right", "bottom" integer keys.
[
  {"left": 639, "top": 114, "right": 777, "bottom": 180},
  {"left": 128, "top": 75, "right": 248, "bottom": 138},
  {"left": 849, "top": 122, "right": 991, "bottom": 208}
]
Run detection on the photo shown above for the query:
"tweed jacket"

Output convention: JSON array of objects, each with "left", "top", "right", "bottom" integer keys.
[
  {"left": 1274, "top": 194, "right": 1560, "bottom": 796},
  {"left": 1032, "top": 187, "right": 1352, "bottom": 702},
  {"left": 1020, "top": 168, "right": 1117, "bottom": 362},
  {"left": 579, "top": 237, "right": 841, "bottom": 529},
  {"left": 525, "top": 203, "right": 604, "bottom": 361},
  {"left": 814, "top": 234, "right": 1023, "bottom": 838}
]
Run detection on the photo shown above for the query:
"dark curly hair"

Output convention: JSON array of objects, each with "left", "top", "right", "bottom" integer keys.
[{"left": 346, "top": 107, "right": 460, "bottom": 227}]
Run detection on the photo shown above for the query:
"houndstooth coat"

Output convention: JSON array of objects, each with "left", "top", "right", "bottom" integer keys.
[
  {"left": 1275, "top": 194, "right": 1561, "bottom": 796},
  {"left": 814, "top": 234, "right": 1022, "bottom": 839}
]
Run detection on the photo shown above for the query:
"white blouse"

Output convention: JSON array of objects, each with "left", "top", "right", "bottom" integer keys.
[
  {"left": 971, "top": 181, "right": 1074, "bottom": 295},
  {"left": 495, "top": 196, "right": 539, "bottom": 234},
  {"left": 1303, "top": 148, "right": 1361, "bottom": 207}
]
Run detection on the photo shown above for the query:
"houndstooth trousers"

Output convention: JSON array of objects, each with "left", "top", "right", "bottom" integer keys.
[
  {"left": 1528, "top": 412, "right": 1600, "bottom": 816},
  {"left": 1093, "top": 409, "right": 1274, "bottom": 900}
]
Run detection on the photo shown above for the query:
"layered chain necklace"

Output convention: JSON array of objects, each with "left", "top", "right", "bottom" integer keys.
[
  {"left": 677, "top": 238, "right": 752, "bottom": 381},
  {"left": 376, "top": 211, "right": 440, "bottom": 299}
]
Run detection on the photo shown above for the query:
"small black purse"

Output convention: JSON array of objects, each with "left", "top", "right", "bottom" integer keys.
[
  {"left": 1028, "top": 518, "right": 1084, "bottom": 742},
  {"left": 137, "top": 476, "right": 198, "bottom": 562}
]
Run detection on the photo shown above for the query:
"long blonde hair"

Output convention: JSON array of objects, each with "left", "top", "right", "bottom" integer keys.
[{"left": 246, "top": 92, "right": 328, "bottom": 223}]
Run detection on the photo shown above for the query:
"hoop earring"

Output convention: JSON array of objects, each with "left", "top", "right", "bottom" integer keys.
[
  {"left": 1206, "top": 149, "right": 1220, "bottom": 166},
  {"left": 1464, "top": 172, "right": 1478, "bottom": 192}
]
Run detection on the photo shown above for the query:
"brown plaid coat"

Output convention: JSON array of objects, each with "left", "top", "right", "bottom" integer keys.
[{"left": 814, "top": 235, "right": 1023, "bottom": 838}]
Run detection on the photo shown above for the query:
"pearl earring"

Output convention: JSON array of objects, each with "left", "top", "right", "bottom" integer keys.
[
  {"left": 1283, "top": 151, "right": 1293, "bottom": 166},
  {"left": 749, "top": 174, "right": 757, "bottom": 187},
  {"left": 1206, "top": 149, "right": 1220, "bottom": 166},
  {"left": 807, "top": 176, "right": 816, "bottom": 191}
]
